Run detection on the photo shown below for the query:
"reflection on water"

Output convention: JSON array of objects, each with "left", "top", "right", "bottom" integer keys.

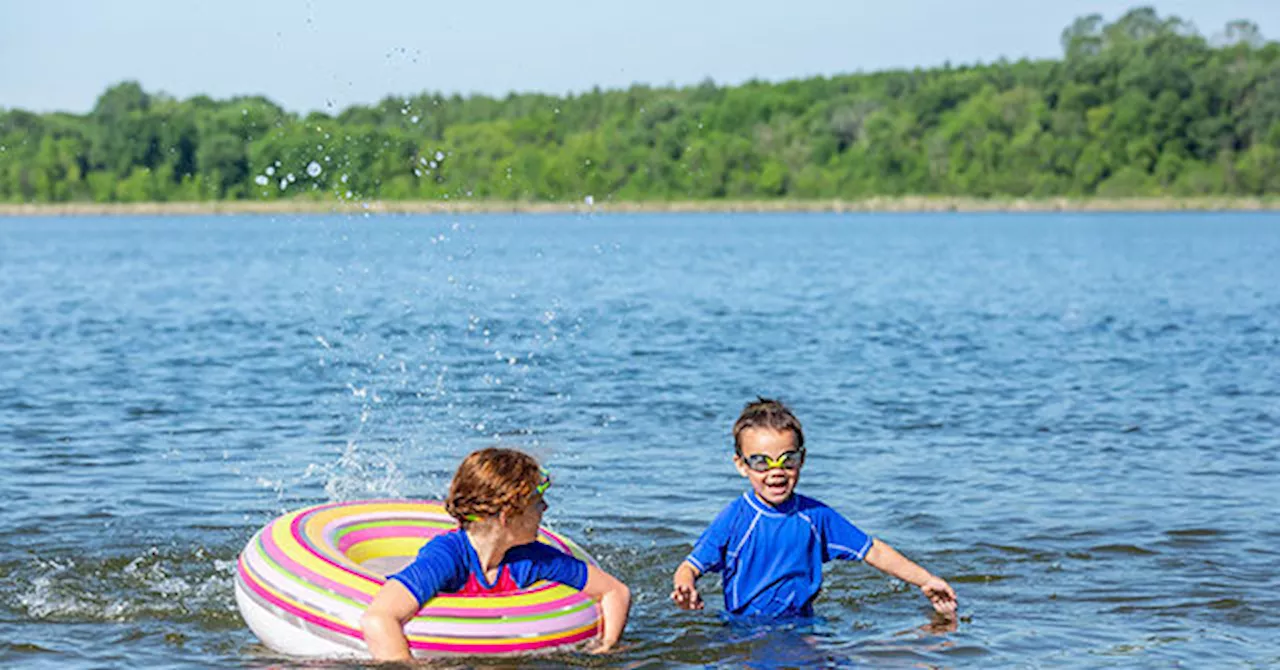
[{"left": 1, "top": 212, "right": 1279, "bottom": 668}]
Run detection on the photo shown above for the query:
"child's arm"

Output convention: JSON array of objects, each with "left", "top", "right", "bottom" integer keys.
[
  {"left": 670, "top": 560, "right": 705, "bottom": 610},
  {"left": 864, "top": 538, "right": 958, "bottom": 616},
  {"left": 580, "top": 564, "right": 632, "bottom": 653},
  {"left": 360, "top": 580, "right": 422, "bottom": 662}
]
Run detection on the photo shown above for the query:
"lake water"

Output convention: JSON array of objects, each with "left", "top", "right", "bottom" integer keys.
[{"left": 1, "top": 212, "right": 1278, "bottom": 668}]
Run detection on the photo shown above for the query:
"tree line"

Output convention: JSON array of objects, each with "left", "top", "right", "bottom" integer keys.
[{"left": 2, "top": 7, "right": 1279, "bottom": 204}]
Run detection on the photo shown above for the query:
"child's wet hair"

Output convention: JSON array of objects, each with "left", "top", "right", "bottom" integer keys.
[
  {"left": 445, "top": 448, "right": 544, "bottom": 525},
  {"left": 732, "top": 397, "right": 805, "bottom": 454}
]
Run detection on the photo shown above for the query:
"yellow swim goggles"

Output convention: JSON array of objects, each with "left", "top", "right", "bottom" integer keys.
[{"left": 740, "top": 449, "right": 804, "bottom": 472}]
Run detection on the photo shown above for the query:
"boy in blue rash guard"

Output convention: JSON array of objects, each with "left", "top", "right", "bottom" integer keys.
[
  {"left": 361, "top": 448, "right": 632, "bottom": 661},
  {"left": 671, "top": 398, "right": 958, "bottom": 619}
]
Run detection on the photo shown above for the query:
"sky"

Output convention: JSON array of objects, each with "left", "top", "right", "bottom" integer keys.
[{"left": 2, "top": 0, "right": 1278, "bottom": 115}]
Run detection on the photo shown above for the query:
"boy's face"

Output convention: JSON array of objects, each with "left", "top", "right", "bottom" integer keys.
[{"left": 734, "top": 427, "right": 803, "bottom": 507}]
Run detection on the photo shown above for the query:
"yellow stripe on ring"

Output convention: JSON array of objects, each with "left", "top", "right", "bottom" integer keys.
[{"left": 405, "top": 618, "right": 598, "bottom": 647}]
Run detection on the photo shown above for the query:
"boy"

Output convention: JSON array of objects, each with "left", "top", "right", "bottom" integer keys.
[{"left": 671, "top": 398, "right": 957, "bottom": 619}]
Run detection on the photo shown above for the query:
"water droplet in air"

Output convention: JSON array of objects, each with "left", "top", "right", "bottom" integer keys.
[
  {"left": 410, "top": 115, "right": 420, "bottom": 123},
  {"left": 341, "top": 174, "right": 349, "bottom": 184},
  {"left": 434, "top": 151, "right": 445, "bottom": 161},
  {"left": 584, "top": 195, "right": 594, "bottom": 205},
  {"left": 255, "top": 175, "right": 269, "bottom": 186},
  {"left": 286, "top": 173, "right": 296, "bottom": 183},
  {"left": 265, "top": 166, "right": 276, "bottom": 176},
  {"left": 306, "top": 161, "right": 323, "bottom": 177}
]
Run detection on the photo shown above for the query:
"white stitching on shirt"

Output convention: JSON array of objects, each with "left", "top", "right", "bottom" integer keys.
[
  {"left": 725, "top": 510, "right": 763, "bottom": 611},
  {"left": 742, "top": 491, "right": 787, "bottom": 517},
  {"left": 796, "top": 510, "right": 819, "bottom": 538}
]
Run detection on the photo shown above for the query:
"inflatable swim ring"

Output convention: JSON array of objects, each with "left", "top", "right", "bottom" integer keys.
[{"left": 234, "top": 499, "right": 601, "bottom": 657}]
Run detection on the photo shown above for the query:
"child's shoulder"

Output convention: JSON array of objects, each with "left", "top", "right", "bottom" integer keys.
[
  {"left": 419, "top": 527, "right": 468, "bottom": 556},
  {"left": 719, "top": 492, "right": 757, "bottom": 513},
  {"left": 792, "top": 493, "right": 840, "bottom": 515},
  {"left": 506, "top": 539, "right": 570, "bottom": 562},
  {"left": 705, "top": 493, "right": 757, "bottom": 524}
]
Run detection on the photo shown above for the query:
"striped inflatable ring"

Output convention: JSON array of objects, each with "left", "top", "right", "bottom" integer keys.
[{"left": 235, "top": 499, "right": 601, "bottom": 658}]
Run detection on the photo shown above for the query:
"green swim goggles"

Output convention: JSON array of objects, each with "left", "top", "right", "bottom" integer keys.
[
  {"left": 740, "top": 449, "right": 805, "bottom": 472},
  {"left": 533, "top": 467, "right": 552, "bottom": 496}
]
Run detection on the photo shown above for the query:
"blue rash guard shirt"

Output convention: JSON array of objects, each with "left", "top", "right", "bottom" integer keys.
[
  {"left": 685, "top": 492, "right": 874, "bottom": 618},
  {"left": 389, "top": 529, "right": 588, "bottom": 606}
]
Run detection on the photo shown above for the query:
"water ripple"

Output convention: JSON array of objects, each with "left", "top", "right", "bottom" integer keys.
[{"left": 1, "top": 212, "right": 1278, "bottom": 667}]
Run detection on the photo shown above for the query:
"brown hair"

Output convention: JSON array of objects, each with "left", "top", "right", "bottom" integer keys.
[
  {"left": 732, "top": 397, "right": 804, "bottom": 454},
  {"left": 444, "top": 447, "right": 543, "bottom": 525}
]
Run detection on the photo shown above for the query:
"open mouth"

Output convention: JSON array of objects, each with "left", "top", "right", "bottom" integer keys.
[{"left": 763, "top": 478, "right": 790, "bottom": 495}]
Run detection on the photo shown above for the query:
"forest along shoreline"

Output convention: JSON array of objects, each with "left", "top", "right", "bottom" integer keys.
[
  {"left": 5, "top": 10, "right": 1280, "bottom": 209},
  {"left": 3, "top": 197, "right": 1280, "bottom": 216}
]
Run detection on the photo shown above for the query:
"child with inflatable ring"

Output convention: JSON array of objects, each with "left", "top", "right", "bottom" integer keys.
[
  {"left": 670, "top": 398, "right": 958, "bottom": 620},
  {"left": 363, "top": 448, "right": 632, "bottom": 661}
]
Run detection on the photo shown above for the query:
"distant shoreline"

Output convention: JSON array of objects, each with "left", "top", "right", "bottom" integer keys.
[{"left": 2, "top": 197, "right": 1279, "bottom": 216}]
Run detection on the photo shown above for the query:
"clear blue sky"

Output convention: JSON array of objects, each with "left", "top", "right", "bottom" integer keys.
[{"left": 2, "top": 0, "right": 1277, "bottom": 114}]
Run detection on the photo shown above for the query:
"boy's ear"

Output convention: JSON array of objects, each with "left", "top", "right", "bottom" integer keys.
[{"left": 732, "top": 454, "right": 751, "bottom": 478}]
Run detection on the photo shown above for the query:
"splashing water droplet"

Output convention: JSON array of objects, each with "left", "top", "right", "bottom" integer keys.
[
  {"left": 434, "top": 151, "right": 445, "bottom": 161},
  {"left": 306, "top": 161, "right": 323, "bottom": 177},
  {"left": 341, "top": 174, "right": 349, "bottom": 184},
  {"left": 584, "top": 195, "right": 594, "bottom": 205},
  {"left": 286, "top": 173, "right": 296, "bottom": 183},
  {"left": 255, "top": 175, "right": 269, "bottom": 186},
  {"left": 410, "top": 115, "right": 420, "bottom": 123},
  {"left": 265, "top": 166, "right": 276, "bottom": 176}
]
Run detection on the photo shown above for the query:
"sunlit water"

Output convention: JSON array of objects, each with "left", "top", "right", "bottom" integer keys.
[{"left": 2, "top": 212, "right": 1278, "bottom": 668}]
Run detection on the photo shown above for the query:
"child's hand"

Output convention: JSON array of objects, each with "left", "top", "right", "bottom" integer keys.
[
  {"left": 670, "top": 582, "right": 704, "bottom": 610},
  {"left": 920, "top": 576, "right": 957, "bottom": 616}
]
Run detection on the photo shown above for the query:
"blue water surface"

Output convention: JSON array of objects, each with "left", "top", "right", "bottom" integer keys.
[{"left": 1, "top": 212, "right": 1278, "bottom": 668}]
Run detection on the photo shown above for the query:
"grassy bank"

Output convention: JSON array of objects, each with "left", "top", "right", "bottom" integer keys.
[{"left": 2, "top": 197, "right": 1279, "bottom": 217}]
